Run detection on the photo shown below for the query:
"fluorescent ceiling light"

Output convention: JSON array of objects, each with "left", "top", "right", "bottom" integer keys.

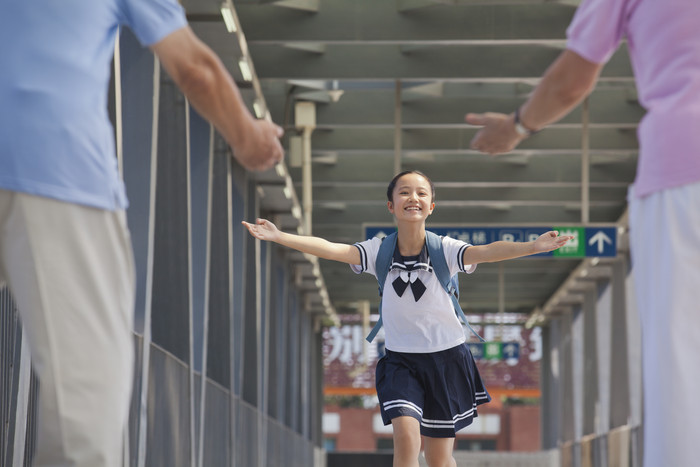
[
  {"left": 220, "top": 4, "right": 237, "bottom": 33},
  {"left": 253, "top": 100, "right": 264, "bottom": 118},
  {"left": 238, "top": 58, "right": 252, "bottom": 81}
]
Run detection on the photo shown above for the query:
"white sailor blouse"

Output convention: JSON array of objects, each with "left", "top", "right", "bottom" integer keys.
[{"left": 351, "top": 236, "right": 476, "bottom": 353}]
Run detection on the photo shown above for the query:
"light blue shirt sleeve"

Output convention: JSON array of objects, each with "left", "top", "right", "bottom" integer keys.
[{"left": 121, "top": 0, "right": 188, "bottom": 46}]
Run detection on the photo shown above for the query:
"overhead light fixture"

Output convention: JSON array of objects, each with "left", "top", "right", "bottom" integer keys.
[
  {"left": 238, "top": 58, "right": 252, "bottom": 81},
  {"left": 283, "top": 186, "right": 292, "bottom": 199},
  {"left": 328, "top": 80, "right": 344, "bottom": 102},
  {"left": 220, "top": 3, "right": 237, "bottom": 33},
  {"left": 253, "top": 99, "right": 264, "bottom": 118},
  {"left": 328, "top": 90, "right": 344, "bottom": 102}
]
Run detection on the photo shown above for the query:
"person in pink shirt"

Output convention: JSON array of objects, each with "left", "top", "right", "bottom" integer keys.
[{"left": 465, "top": 0, "right": 700, "bottom": 465}]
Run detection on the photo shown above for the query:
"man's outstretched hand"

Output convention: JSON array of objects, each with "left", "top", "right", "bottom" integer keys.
[
  {"left": 233, "top": 119, "right": 285, "bottom": 171},
  {"left": 465, "top": 112, "right": 524, "bottom": 155}
]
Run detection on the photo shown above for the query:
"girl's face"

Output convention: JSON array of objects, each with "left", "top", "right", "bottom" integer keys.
[{"left": 387, "top": 173, "right": 435, "bottom": 222}]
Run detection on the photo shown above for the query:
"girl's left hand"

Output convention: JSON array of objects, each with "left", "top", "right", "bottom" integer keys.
[
  {"left": 242, "top": 218, "right": 281, "bottom": 242},
  {"left": 534, "top": 231, "right": 574, "bottom": 253}
]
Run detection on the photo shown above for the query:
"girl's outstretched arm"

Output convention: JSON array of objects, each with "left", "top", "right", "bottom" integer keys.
[
  {"left": 462, "top": 230, "right": 573, "bottom": 265},
  {"left": 242, "top": 218, "right": 361, "bottom": 265}
]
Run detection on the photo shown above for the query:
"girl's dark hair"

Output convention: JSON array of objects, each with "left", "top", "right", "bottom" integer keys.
[{"left": 386, "top": 170, "right": 435, "bottom": 203}]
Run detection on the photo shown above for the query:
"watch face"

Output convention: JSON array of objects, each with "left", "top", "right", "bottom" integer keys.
[
  {"left": 514, "top": 109, "right": 535, "bottom": 136},
  {"left": 514, "top": 122, "right": 530, "bottom": 137}
]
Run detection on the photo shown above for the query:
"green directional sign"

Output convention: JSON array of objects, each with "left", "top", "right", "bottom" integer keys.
[
  {"left": 552, "top": 226, "right": 585, "bottom": 257},
  {"left": 468, "top": 342, "right": 521, "bottom": 361},
  {"left": 364, "top": 225, "right": 617, "bottom": 257},
  {"left": 483, "top": 342, "right": 503, "bottom": 360}
]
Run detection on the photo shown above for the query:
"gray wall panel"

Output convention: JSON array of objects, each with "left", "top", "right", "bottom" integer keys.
[
  {"left": 189, "top": 108, "right": 211, "bottom": 374},
  {"left": 151, "top": 72, "right": 191, "bottom": 363},
  {"left": 128, "top": 336, "right": 144, "bottom": 466},
  {"left": 242, "top": 179, "right": 260, "bottom": 406},
  {"left": 231, "top": 161, "right": 248, "bottom": 398},
  {"left": 236, "top": 401, "right": 259, "bottom": 467},
  {"left": 1, "top": 290, "right": 20, "bottom": 466},
  {"left": 202, "top": 381, "right": 231, "bottom": 466},
  {"left": 146, "top": 348, "right": 191, "bottom": 467},
  {"left": 207, "top": 149, "right": 232, "bottom": 388}
]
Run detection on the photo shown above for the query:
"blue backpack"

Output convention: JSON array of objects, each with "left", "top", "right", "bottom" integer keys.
[{"left": 365, "top": 230, "right": 485, "bottom": 343}]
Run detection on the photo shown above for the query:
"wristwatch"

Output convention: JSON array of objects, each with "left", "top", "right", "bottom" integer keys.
[{"left": 513, "top": 108, "right": 539, "bottom": 138}]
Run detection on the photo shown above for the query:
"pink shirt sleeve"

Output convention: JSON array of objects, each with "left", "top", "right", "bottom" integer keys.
[{"left": 566, "top": 0, "right": 630, "bottom": 64}]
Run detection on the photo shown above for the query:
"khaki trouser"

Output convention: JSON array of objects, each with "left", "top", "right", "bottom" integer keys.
[{"left": 0, "top": 190, "right": 135, "bottom": 467}]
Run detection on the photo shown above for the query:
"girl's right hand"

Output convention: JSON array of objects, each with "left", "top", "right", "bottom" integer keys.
[{"left": 242, "top": 218, "right": 280, "bottom": 242}]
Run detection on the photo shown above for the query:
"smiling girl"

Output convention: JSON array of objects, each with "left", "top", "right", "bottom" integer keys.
[{"left": 243, "top": 170, "right": 571, "bottom": 467}]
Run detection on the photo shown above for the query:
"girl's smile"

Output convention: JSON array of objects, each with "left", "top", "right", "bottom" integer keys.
[{"left": 388, "top": 173, "right": 435, "bottom": 221}]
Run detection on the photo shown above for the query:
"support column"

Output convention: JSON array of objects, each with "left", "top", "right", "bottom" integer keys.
[
  {"left": 610, "top": 259, "right": 631, "bottom": 428},
  {"left": 581, "top": 97, "right": 590, "bottom": 225},
  {"left": 582, "top": 287, "right": 599, "bottom": 437},
  {"left": 394, "top": 79, "right": 402, "bottom": 175},
  {"left": 541, "top": 323, "right": 560, "bottom": 449},
  {"left": 560, "top": 309, "right": 576, "bottom": 445},
  {"left": 295, "top": 102, "right": 316, "bottom": 236},
  {"left": 242, "top": 180, "right": 260, "bottom": 407}
]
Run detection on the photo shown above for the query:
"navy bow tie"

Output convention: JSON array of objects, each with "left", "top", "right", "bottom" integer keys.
[
  {"left": 392, "top": 272, "right": 427, "bottom": 301},
  {"left": 389, "top": 243, "right": 431, "bottom": 302}
]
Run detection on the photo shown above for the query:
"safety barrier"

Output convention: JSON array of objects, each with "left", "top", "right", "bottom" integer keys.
[
  {"left": 1, "top": 293, "right": 320, "bottom": 467},
  {"left": 561, "top": 425, "right": 641, "bottom": 467}
]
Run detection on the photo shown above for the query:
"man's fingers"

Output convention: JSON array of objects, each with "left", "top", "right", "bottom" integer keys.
[{"left": 465, "top": 113, "right": 487, "bottom": 126}]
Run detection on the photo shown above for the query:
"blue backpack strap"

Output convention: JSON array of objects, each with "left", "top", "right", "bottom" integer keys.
[
  {"left": 366, "top": 232, "right": 397, "bottom": 343},
  {"left": 425, "top": 231, "right": 485, "bottom": 343}
]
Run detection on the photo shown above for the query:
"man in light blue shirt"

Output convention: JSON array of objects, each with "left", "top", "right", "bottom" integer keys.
[{"left": 0, "top": 1, "right": 283, "bottom": 465}]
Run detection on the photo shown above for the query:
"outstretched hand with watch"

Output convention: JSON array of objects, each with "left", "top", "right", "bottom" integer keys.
[
  {"left": 465, "top": 50, "right": 602, "bottom": 157},
  {"left": 465, "top": 107, "right": 539, "bottom": 155}
]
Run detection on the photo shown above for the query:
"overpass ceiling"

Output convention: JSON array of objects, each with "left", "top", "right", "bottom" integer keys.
[{"left": 185, "top": 0, "right": 639, "bottom": 319}]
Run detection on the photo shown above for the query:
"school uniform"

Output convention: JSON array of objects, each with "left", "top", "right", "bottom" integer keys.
[{"left": 351, "top": 235, "right": 491, "bottom": 438}]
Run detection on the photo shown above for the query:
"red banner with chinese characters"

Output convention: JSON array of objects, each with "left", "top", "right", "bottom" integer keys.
[{"left": 323, "top": 315, "right": 542, "bottom": 396}]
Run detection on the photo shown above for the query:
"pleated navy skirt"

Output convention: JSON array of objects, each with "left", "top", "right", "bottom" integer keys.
[{"left": 375, "top": 342, "right": 491, "bottom": 438}]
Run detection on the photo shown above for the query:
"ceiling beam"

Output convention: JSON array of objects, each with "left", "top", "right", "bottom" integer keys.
[
  {"left": 260, "top": 86, "right": 643, "bottom": 128},
  {"left": 290, "top": 127, "right": 638, "bottom": 152},
  {"left": 236, "top": 2, "right": 576, "bottom": 42},
  {"left": 245, "top": 44, "right": 633, "bottom": 80},
  {"left": 398, "top": 0, "right": 580, "bottom": 11}
]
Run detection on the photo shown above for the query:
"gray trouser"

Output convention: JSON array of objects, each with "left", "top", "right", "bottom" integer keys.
[{"left": 0, "top": 190, "right": 135, "bottom": 467}]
